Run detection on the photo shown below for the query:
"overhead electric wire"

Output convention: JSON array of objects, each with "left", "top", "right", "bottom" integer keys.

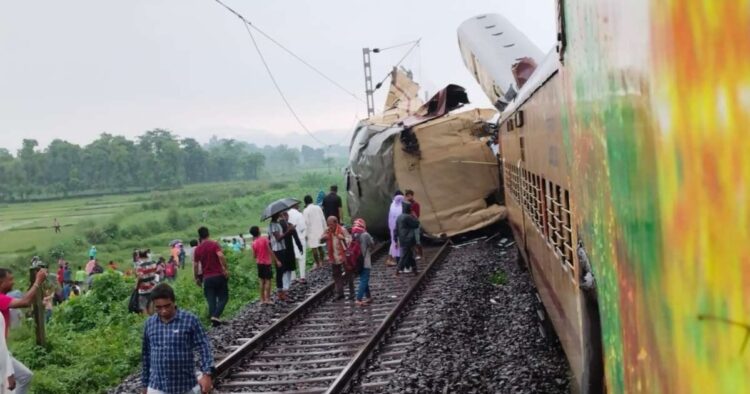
[
  {"left": 374, "top": 39, "right": 420, "bottom": 53},
  {"left": 214, "top": 0, "right": 364, "bottom": 104},
  {"left": 213, "top": 0, "right": 331, "bottom": 147},
  {"left": 374, "top": 38, "right": 421, "bottom": 90}
]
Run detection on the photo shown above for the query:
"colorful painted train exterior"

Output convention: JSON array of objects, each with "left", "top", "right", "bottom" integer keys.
[{"left": 460, "top": 2, "right": 749, "bottom": 393}]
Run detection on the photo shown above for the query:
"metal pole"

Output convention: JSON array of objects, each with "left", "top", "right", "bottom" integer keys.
[
  {"left": 29, "top": 267, "right": 46, "bottom": 347},
  {"left": 362, "top": 48, "right": 375, "bottom": 117}
]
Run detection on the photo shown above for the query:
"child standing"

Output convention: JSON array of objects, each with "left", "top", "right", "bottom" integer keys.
[{"left": 250, "top": 226, "right": 274, "bottom": 305}]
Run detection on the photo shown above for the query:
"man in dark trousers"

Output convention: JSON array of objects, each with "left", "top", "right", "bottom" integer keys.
[
  {"left": 322, "top": 185, "right": 343, "bottom": 222},
  {"left": 404, "top": 189, "right": 423, "bottom": 260},
  {"left": 193, "top": 226, "right": 229, "bottom": 327},
  {"left": 141, "top": 283, "right": 214, "bottom": 394},
  {"left": 396, "top": 202, "right": 421, "bottom": 275}
]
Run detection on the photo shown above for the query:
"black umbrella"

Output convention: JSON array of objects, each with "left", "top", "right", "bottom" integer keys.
[{"left": 261, "top": 198, "right": 300, "bottom": 221}]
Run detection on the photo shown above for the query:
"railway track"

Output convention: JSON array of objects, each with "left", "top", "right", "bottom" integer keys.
[{"left": 213, "top": 241, "right": 451, "bottom": 393}]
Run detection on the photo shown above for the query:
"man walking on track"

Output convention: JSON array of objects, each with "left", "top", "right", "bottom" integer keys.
[
  {"left": 320, "top": 216, "right": 353, "bottom": 300},
  {"left": 286, "top": 203, "right": 307, "bottom": 283},
  {"left": 303, "top": 195, "right": 327, "bottom": 269},
  {"left": 141, "top": 283, "right": 214, "bottom": 394},
  {"left": 193, "top": 227, "right": 229, "bottom": 327},
  {"left": 322, "top": 185, "right": 343, "bottom": 222}
]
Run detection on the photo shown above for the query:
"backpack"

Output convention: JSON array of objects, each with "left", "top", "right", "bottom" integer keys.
[
  {"left": 344, "top": 234, "right": 363, "bottom": 273},
  {"left": 165, "top": 263, "right": 176, "bottom": 278},
  {"left": 92, "top": 264, "right": 104, "bottom": 274}
]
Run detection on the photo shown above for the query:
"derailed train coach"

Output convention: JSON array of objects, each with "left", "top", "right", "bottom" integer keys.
[
  {"left": 460, "top": 4, "right": 750, "bottom": 394},
  {"left": 346, "top": 69, "right": 506, "bottom": 239}
]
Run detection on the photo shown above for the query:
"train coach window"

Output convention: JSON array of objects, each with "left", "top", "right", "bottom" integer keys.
[
  {"left": 554, "top": 185, "right": 565, "bottom": 259},
  {"left": 562, "top": 190, "right": 574, "bottom": 271},
  {"left": 540, "top": 177, "right": 549, "bottom": 238},
  {"left": 534, "top": 174, "right": 543, "bottom": 230},
  {"left": 546, "top": 181, "right": 564, "bottom": 258},
  {"left": 523, "top": 169, "right": 532, "bottom": 214},
  {"left": 520, "top": 169, "right": 526, "bottom": 211},
  {"left": 519, "top": 136, "right": 525, "bottom": 162}
]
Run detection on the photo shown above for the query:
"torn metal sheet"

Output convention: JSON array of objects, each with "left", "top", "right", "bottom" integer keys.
[{"left": 346, "top": 70, "right": 506, "bottom": 238}]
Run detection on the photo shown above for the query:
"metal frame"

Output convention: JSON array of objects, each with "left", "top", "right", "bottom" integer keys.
[{"left": 362, "top": 48, "right": 375, "bottom": 117}]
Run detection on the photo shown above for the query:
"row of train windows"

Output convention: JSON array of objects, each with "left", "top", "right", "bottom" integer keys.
[{"left": 503, "top": 161, "right": 575, "bottom": 274}]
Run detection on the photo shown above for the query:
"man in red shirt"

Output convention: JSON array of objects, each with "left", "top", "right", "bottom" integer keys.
[
  {"left": 193, "top": 226, "right": 229, "bottom": 327},
  {"left": 0, "top": 267, "right": 47, "bottom": 393},
  {"left": 404, "top": 189, "right": 420, "bottom": 218},
  {"left": 404, "top": 190, "right": 423, "bottom": 260}
]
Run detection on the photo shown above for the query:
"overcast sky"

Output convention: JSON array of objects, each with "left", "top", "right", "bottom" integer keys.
[{"left": 0, "top": 1, "right": 555, "bottom": 152}]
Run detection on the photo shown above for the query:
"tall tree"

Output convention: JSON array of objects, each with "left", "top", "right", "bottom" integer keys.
[
  {"left": 138, "top": 129, "right": 183, "bottom": 188},
  {"left": 44, "top": 139, "right": 82, "bottom": 195},
  {"left": 181, "top": 138, "right": 210, "bottom": 183}
]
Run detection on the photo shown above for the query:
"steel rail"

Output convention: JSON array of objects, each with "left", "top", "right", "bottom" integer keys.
[
  {"left": 324, "top": 240, "right": 452, "bottom": 393},
  {"left": 214, "top": 242, "right": 387, "bottom": 378}
]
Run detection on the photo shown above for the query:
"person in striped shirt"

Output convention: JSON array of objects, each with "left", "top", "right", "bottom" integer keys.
[{"left": 136, "top": 250, "right": 157, "bottom": 315}]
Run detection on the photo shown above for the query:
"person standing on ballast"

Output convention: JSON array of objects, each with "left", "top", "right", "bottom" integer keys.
[{"left": 193, "top": 226, "right": 229, "bottom": 327}]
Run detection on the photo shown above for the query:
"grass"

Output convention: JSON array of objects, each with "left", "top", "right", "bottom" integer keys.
[
  {"left": 1, "top": 170, "right": 347, "bottom": 393},
  {"left": 490, "top": 269, "right": 508, "bottom": 286}
]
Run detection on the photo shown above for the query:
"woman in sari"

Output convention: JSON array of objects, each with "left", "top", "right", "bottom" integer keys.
[{"left": 386, "top": 192, "right": 404, "bottom": 266}]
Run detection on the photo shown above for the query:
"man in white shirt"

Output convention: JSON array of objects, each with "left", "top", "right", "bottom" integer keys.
[
  {"left": 302, "top": 195, "right": 327, "bottom": 270},
  {"left": 286, "top": 204, "right": 307, "bottom": 282}
]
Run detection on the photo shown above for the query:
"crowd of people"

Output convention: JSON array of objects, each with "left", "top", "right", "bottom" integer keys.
[{"left": 0, "top": 184, "right": 424, "bottom": 393}]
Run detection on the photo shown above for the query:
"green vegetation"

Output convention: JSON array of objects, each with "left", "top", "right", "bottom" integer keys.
[
  {"left": 0, "top": 129, "right": 340, "bottom": 202},
  {"left": 490, "top": 269, "right": 507, "bottom": 286},
  {"left": 2, "top": 173, "right": 346, "bottom": 393}
]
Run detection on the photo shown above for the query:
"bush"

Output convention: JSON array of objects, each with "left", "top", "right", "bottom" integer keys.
[
  {"left": 268, "top": 182, "right": 287, "bottom": 190},
  {"left": 299, "top": 172, "right": 327, "bottom": 188},
  {"left": 84, "top": 227, "right": 109, "bottom": 245},
  {"left": 141, "top": 200, "right": 170, "bottom": 210},
  {"left": 165, "top": 208, "right": 193, "bottom": 231},
  {"left": 179, "top": 197, "right": 214, "bottom": 208},
  {"left": 103, "top": 222, "right": 120, "bottom": 239},
  {"left": 143, "top": 220, "right": 165, "bottom": 234}
]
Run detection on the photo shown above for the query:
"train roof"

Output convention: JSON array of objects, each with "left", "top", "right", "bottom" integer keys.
[{"left": 498, "top": 48, "right": 561, "bottom": 124}]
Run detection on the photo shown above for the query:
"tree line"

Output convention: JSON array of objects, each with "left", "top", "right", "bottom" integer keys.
[{"left": 0, "top": 129, "right": 333, "bottom": 202}]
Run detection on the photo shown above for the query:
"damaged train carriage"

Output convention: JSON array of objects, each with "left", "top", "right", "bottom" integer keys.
[{"left": 346, "top": 70, "right": 506, "bottom": 239}]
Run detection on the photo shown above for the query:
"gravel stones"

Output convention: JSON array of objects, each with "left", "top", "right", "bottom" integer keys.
[
  {"left": 379, "top": 240, "right": 570, "bottom": 393},
  {"left": 108, "top": 264, "right": 334, "bottom": 394}
]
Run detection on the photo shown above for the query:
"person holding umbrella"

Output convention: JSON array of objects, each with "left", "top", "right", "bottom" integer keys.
[
  {"left": 262, "top": 198, "right": 302, "bottom": 301},
  {"left": 268, "top": 213, "right": 296, "bottom": 301}
]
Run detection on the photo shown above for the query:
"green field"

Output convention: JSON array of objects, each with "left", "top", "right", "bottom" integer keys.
[
  {"left": 0, "top": 195, "right": 138, "bottom": 263},
  {"left": 3, "top": 171, "right": 346, "bottom": 393},
  {"left": 1, "top": 171, "right": 345, "bottom": 274}
]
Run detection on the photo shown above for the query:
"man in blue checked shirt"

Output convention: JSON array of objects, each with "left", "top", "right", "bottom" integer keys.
[{"left": 142, "top": 283, "right": 214, "bottom": 394}]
